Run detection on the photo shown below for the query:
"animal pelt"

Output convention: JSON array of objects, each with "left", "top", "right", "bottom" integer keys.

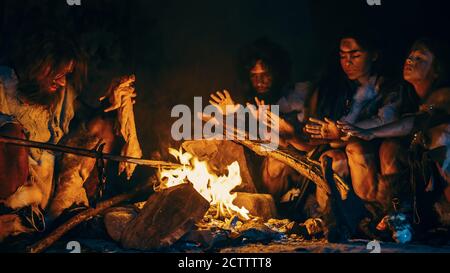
[{"left": 48, "top": 124, "right": 101, "bottom": 220}]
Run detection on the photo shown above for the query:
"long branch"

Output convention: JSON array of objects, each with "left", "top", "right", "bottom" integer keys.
[
  {"left": 26, "top": 183, "right": 153, "bottom": 253},
  {"left": 0, "top": 135, "right": 181, "bottom": 169},
  {"left": 234, "top": 139, "right": 349, "bottom": 196}
]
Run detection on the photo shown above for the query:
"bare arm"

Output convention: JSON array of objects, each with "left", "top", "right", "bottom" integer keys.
[
  {"left": 338, "top": 115, "right": 416, "bottom": 141},
  {"left": 369, "top": 116, "right": 415, "bottom": 138},
  {"left": 354, "top": 103, "right": 399, "bottom": 129}
]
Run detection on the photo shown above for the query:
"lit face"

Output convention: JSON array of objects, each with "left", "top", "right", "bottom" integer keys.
[
  {"left": 339, "top": 38, "right": 375, "bottom": 82},
  {"left": 250, "top": 60, "right": 273, "bottom": 94},
  {"left": 37, "top": 60, "right": 74, "bottom": 94},
  {"left": 403, "top": 48, "right": 437, "bottom": 86}
]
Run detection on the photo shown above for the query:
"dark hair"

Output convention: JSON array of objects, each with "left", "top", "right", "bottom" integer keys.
[
  {"left": 308, "top": 55, "right": 355, "bottom": 120},
  {"left": 340, "top": 29, "right": 383, "bottom": 77},
  {"left": 410, "top": 37, "right": 450, "bottom": 90},
  {"left": 308, "top": 30, "right": 383, "bottom": 120},
  {"left": 237, "top": 37, "right": 292, "bottom": 103},
  {"left": 10, "top": 32, "right": 87, "bottom": 105}
]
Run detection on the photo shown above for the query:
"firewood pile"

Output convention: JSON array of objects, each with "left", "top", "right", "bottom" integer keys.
[{"left": 98, "top": 183, "right": 323, "bottom": 252}]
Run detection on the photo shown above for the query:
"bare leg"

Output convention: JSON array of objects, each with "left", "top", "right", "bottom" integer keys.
[
  {"left": 346, "top": 141, "right": 378, "bottom": 202},
  {"left": 377, "top": 139, "right": 411, "bottom": 213},
  {"left": 261, "top": 157, "right": 297, "bottom": 202}
]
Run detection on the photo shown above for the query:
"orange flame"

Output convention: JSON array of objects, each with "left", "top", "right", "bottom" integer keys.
[{"left": 158, "top": 147, "right": 250, "bottom": 220}]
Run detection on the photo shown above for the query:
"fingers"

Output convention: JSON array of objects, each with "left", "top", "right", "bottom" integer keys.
[
  {"left": 99, "top": 96, "right": 106, "bottom": 102},
  {"left": 210, "top": 94, "right": 221, "bottom": 103},
  {"left": 111, "top": 87, "right": 136, "bottom": 101},
  {"left": 305, "top": 124, "right": 321, "bottom": 130},
  {"left": 216, "top": 91, "right": 225, "bottom": 100},
  {"left": 338, "top": 125, "right": 355, "bottom": 132},
  {"left": 305, "top": 128, "right": 321, "bottom": 135},
  {"left": 246, "top": 103, "right": 258, "bottom": 118},
  {"left": 324, "top": 117, "right": 334, "bottom": 124},
  {"left": 209, "top": 100, "right": 219, "bottom": 107},
  {"left": 223, "top": 90, "right": 231, "bottom": 98},
  {"left": 255, "top": 97, "right": 265, "bottom": 106},
  {"left": 198, "top": 112, "right": 219, "bottom": 125},
  {"left": 309, "top": 117, "right": 327, "bottom": 126},
  {"left": 343, "top": 129, "right": 359, "bottom": 136}
]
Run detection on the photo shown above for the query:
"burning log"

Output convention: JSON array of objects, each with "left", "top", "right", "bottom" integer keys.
[
  {"left": 234, "top": 139, "right": 349, "bottom": 197},
  {"left": 181, "top": 140, "right": 257, "bottom": 193},
  {"left": 26, "top": 183, "right": 152, "bottom": 253},
  {"left": 120, "top": 183, "right": 210, "bottom": 250}
]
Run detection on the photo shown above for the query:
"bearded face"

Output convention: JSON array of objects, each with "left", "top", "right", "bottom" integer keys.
[{"left": 19, "top": 60, "right": 74, "bottom": 107}]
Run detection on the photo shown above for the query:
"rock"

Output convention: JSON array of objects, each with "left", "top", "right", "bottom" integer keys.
[{"left": 233, "top": 192, "right": 277, "bottom": 220}]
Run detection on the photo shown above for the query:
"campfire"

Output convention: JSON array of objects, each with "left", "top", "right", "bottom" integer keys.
[
  {"left": 157, "top": 147, "right": 250, "bottom": 221},
  {"left": 101, "top": 145, "right": 316, "bottom": 252},
  {"left": 26, "top": 140, "right": 327, "bottom": 253}
]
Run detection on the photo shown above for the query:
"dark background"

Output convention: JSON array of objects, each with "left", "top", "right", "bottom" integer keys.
[{"left": 0, "top": 0, "right": 449, "bottom": 158}]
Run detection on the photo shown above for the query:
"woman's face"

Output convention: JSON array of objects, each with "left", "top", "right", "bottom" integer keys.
[
  {"left": 403, "top": 47, "right": 437, "bottom": 86},
  {"left": 339, "top": 38, "right": 375, "bottom": 83},
  {"left": 250, "top": 60, "right": 273, "bottom": 94}
]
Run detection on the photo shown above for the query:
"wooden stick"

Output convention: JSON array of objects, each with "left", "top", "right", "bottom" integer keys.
[
  {"left": 26, "top": 184, "right": 152, "bottom": 253},
  {"left": 0, "top": 135, "right": 182, "bottom": 169},
  {"left": 234, "top": 139, "right": 349, "bottom": 196}
]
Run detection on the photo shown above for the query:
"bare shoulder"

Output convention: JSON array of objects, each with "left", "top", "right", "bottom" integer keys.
[{"left": 426, "top": 87, "right": 450, "bottom": 112}]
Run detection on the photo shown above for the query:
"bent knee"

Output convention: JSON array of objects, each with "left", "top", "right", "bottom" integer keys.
[
  {"left": 320, "top": 150, "right": 349, "bottom": 177},
  {"left": 345, "top": 141, "right": 367, "bottom": 156},
  {"left": 353, "top": 185, "right": 376, "bottom": 202}
]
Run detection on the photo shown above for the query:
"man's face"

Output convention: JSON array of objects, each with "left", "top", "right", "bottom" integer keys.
[
  {"left": 37, "top": 60, "right": 74, "bottom": 94},
  {"left": 340, "top": 38, "right": 374, "bottom": 82},
  {"left": 250, "top": 60, "right": 273, "bottom": 94},
  {"left": 403, "top": 48, "right": 437, "bottom": 86}
]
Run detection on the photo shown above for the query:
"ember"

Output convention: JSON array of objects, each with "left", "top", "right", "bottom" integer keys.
[{"left": 158, "top": 147, "right": 250, "bottom": 221}]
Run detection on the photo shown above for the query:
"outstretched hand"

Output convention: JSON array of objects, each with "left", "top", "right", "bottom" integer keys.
[
  {"left": 209, "top": 90, "right": 239, "bottom": 114},
  {"left": 305, "top": 117, "right": 341, "bottom": 140},
  {"left": 336, "top": 120, "right": 375, "bottom": 141}
]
